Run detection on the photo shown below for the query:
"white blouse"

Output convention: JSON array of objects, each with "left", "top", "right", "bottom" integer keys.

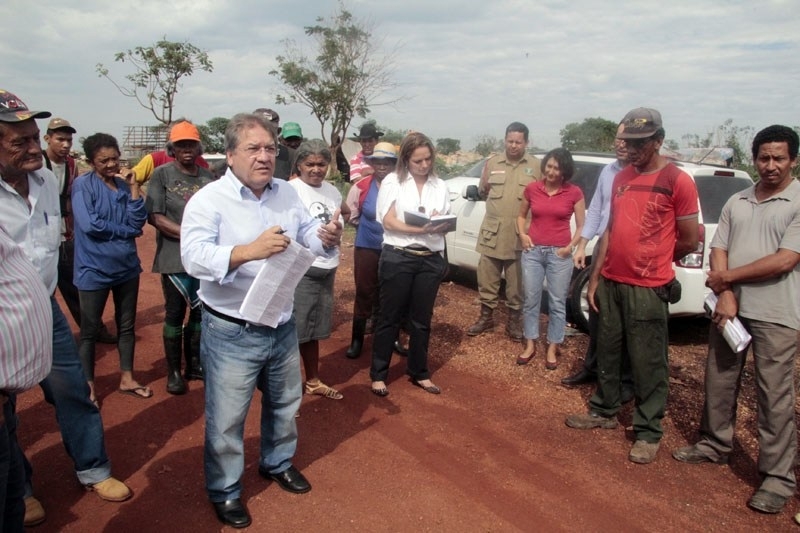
[{"left": 376, "top": 172, "right": 451, "bottom": 252}]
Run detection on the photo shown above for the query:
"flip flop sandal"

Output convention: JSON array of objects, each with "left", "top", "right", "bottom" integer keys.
[
  {"left": 304, "top": 381, "right": 343, "bottom": 400},
  {"left": 118, "top": 386, "right": 153, "bottom": 399}
]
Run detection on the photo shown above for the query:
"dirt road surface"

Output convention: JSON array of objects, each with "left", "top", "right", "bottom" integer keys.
[{"left": 18, "top": 225, "right": 799, "bottom": 532}]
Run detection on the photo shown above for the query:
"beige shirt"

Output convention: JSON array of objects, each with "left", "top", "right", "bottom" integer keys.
[{"left": 475, "top": 153, "right": 541, "bottom": 259}]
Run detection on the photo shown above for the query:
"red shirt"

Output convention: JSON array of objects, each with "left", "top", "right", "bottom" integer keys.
[
  {"left": 601, "top": 164, "right": 699, "bottom": 287},
  {"left": 523, "top": 181, "right": 583, "bottom": 247}
]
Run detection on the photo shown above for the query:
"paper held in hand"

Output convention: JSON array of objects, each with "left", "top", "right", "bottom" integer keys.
[
  {"left": 703, "top": 292, "right": 752, "bottom": 353},
  {"left": 403, "top": 210, "right": 457, "bottom": 232},
  {"left": 239, "top": 239, "right": 316, "bottom": 327}
]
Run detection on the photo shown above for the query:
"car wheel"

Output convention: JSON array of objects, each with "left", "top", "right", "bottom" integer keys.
[
  {"left": 441, "top": 246, "right": 454, "bottom": 281},
  {"left": 569, "top": 267, "right": 591, "bottom": 333}
]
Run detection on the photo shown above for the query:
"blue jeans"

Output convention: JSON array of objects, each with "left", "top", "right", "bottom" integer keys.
[
  {"left": 202, "top": 312, "right": 302, "bottom": 502},
  {"left": 26, "top": 298, "right": 111, "bottom": 486},
  {"left": 521, "top": 246, "right": 574, "bottom": 343}
]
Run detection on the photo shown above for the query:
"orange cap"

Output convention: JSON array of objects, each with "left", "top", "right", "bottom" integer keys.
[{"left": 169, "top": 121, "right": 201, "bottom": 142}]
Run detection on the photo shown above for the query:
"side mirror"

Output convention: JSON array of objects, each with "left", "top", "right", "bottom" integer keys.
[{"left": 464, "top": 184, "right": 481, "bottom": 201}]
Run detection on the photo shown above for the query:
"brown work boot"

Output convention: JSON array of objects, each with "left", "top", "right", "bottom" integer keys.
[
  {"left": 629, "top": 440, "right": 660, "bottom": 464},
  {"left": 467, "top": 305, "right": 494, "bottom": 336},
  {"left": 24, "top": 496, "right": 45, "bottom": 527},
  {"left": 565, "top": 412, "right": 619, "bottom": 430},
  {"left": 85, "top": 477, "right": 132, "bottom": 502},
  {"left": 505, "top": 309, "right": 523, "bottom": 340}
]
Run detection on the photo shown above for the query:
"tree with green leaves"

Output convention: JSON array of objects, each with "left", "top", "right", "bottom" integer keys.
[
  {"left": 197, "top": 117, "right": 230, "bottom": 154},
  {"left": 436, "top": 138, "right": 461, "bottom": 155},
  {"left": 473, "top": 134, "right": 502, "bottom": 157},
  {"left": 560, "top": 117, "right": 618, "bottom": 152},
  {"left": 96, "top": 38, "right": 213, "bottom": 125},
  {"left": 270, "top": 3, "right": 398, "bottom": 161}
]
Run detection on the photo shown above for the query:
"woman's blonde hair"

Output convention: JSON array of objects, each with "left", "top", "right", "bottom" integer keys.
[{"left": 396, "top": 131, "right": 437, "bottom": 183}]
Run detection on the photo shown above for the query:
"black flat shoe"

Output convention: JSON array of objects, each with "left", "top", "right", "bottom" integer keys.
[
  {"left": 260, "top": 465, "right": 311, "bottom": 494},
  {"left": 410, "top": 379, "right": 441, "bottom": 395},
  {"left": 561, "top": 368, "right": 596, "bottom": 386},
  {"left": 393, "top": 340, "right": 409, "bottom": 356},
  {"left": 212, "top": 498, "right": 251, "bottom": 528}
]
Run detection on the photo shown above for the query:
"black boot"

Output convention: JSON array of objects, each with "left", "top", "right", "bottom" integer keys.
[
  {"left": 184, "top": 327, "right": 204, "bottom": 381},
  {"left": 164, "top": 335, "right": 187, "bottom": 395},
  {"left": 346, "top": 318, "right": 367, "bottom": 359}
]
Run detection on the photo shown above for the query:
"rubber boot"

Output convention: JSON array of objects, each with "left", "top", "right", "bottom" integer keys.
[
  {"left": 467, "top": 304, "right": 494, "bottom": 336},
  {"left": 346, "top": 318, "right": 367, "bottom": 359},
  {"left": 184, "top": 325, "right": 204, "bottom": 381},
  {"left": 506, "top": 309, "right": 523, "bottom": 340},
  {"left": 164, "top": 335, "right": 187, "bottom": 395}
]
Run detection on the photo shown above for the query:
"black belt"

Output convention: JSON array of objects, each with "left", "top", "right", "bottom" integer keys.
[
  {"left": 203, "top": 304, "right": 248, "bottom": 327},
  {"left": 384, "top": 244, "right": 436, "bottom": 257}
]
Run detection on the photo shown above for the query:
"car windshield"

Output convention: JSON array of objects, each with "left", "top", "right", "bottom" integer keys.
[
  {"left": 570, "top": 161, "right": 605, "bottom": 206},
  {"left": 694, "top": 175, "right": 752, "bottom": 223}
]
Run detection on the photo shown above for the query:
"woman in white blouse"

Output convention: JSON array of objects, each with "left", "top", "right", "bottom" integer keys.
[{"left": 369, "top": 132, "right": 451, "bottom": 396}]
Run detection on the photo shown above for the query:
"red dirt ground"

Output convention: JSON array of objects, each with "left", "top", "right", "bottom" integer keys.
[{"left": 17, "top": 224, "right": 800, "bottom": 532}]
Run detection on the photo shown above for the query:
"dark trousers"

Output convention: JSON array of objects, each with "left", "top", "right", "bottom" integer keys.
[
  {"left": 370, "top": 247, "right": 446, "bottom": 382},
  {"left": 583, "top": 306, "right": 634, "bottom": 394},
  {"left": 161, "top": 275, "right": 201, "bottom": 328},
  {"left": 589, "top": 278, "right": 669, "bottom": 442},
  {"left": 0, "top": 398, "right": 24, "bottom": 533},
  {"left": 57, "top": 240, "right": 82, "bottom": 325},
  {"left": 78, "top": 276, "right": 140, "bottom": 380},
  {"left": 353, "top": 247, "right": 381, "bottom": 320}
]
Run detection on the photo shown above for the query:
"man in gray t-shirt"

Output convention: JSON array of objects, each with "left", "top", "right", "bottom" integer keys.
[{"left": 672, "top": 125, "right": 800, "bottom": 516}]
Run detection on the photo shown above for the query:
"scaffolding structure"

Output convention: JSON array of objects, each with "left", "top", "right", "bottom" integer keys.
[{"left": 122, "top": 125, "right": 168, "bottom": 163}]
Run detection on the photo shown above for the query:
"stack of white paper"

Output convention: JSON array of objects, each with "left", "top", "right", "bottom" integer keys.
[
  {"left": 239, "top": 240, "right": 316, "bottom": 327},
  {"left": 703, "top": 292, "right": 752, "bottom": 353}
]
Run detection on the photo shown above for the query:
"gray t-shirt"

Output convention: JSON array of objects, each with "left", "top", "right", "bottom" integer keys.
[
  {"left": 145, "top": 163, "right": 214, "bottom": 273},
  {"left": 711, "top": 179, "right": 800, "bottom": 330}
]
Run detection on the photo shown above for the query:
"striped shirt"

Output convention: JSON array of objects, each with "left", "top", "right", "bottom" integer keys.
[{"left": 0, "top": 228, "right": 52, "bottom": 392}]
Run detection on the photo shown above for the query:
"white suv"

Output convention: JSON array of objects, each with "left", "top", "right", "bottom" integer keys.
[{"left": 443, "top": 153, "right": 754, "bottom": 331}]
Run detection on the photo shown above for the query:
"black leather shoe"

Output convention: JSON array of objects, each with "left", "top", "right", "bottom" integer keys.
[
  {"left": 260, "top": 465, "right": 311, "bottom": 494},
  {"left": 212, "top": 498, "right": 251, "bottom": 528},
  {"left": 393, "top": 340, "right": 409, "bottom": 356},
  {"left": 560, "top": 368, "right": 596, "bottom": 386}
]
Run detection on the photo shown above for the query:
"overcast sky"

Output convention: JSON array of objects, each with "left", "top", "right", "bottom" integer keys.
[{"left": 2, "top": 0, "right": 798, "bottom": 151}]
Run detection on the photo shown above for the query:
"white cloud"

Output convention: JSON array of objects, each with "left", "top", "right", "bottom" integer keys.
[{"left": 0, "top": 0, "right": 797, "bottom": 151}]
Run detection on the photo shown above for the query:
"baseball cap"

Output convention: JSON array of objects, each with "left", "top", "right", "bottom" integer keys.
[
  {"left": 0, "top": 89, "right": 51, "bottom": 123},
  {"left": 169, "top": 121, "right": 201, "bottom": 142},
  {"left": 253, "top": 108, "right": 280, "bottom": 124},
  {"left": 618, "top": 108, "right": 663, "bottom": 139},
  {"left": 47, "top": 117, "right": 76, "bottom": 134},
  {"left": 281, "top": 122, "right": 303, "bottom": 140},
  {"left": 365, "top": 142, "right": 398, "bottom": 160}
]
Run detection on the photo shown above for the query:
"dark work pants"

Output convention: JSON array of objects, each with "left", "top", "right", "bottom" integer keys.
[
  {"left": 589, "top": 279, "right": 669, "bottom": 443},
  {"left": 352, "top": 247, "right": 381, "bottom": 320},
  {"left": 57, "top": 240, "right": 82, "bottom": 326},
  {"left": 370, "top": 247, "right": 446, "bottom": 382},
  {"left": 584, "top": 306, "right": 634, "bottom": 394},
  {"left": 161, "top": 275, "right": 201, "bottom": 328},
  {"left": 0, "top": 397, "right": 24, "bottom": 533}
]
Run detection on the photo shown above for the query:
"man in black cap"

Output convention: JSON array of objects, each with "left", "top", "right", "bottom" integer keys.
[
  {"left": 349, "top": 123, "right": 383, "bottom": 184},
  {"left": 253, "top": 108, "right": 294, "bottom": 180},
  {"left": 565, "top": 107, "right": 699, "bottom": 465}
]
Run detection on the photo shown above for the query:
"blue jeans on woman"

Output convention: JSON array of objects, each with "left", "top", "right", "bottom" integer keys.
[
  {"left": 521, "top": 246, "right": 574, "bottom": 343},
  {"left": 201, "top": 312, "right": 302, "bottom": 503}
]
